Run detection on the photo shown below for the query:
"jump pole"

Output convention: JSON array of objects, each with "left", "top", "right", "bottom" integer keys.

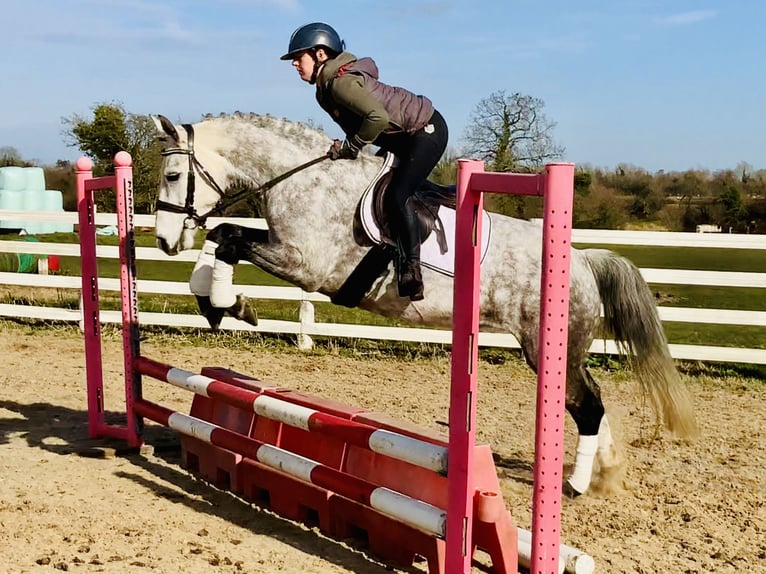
[{"left": 450, "top": 159, "right": 574, "bottom": 574}]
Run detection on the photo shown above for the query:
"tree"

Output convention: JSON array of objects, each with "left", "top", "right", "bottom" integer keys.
[
  {"left": 463, "top": 90, "right": 565, "bottom": 172},
  {"left": 63, "top": 102, "right": 162, "bottom": 213},
  {"left": 573, "top": 181, "right": 627, "bottom": 229},
  {"left": 44, "top": 164, "right": 77, "bottom": 211},
  {"left": 462, "top": 91, "right": 564, "bottom": 219},
  {"left": 0, "top": 146, "right": 33, "bottom": 167},
  {"left": 429, "top": 147, "right": 459, "bottom": 186},
  {"left": 574, "top": 170, "right": 592, "bottom": 196}
]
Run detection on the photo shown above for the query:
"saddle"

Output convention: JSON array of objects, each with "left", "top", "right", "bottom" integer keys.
[
  {"left": 332, "top": 153, "right": 492, "bottom": 308},
  {"left": 357, "top": 152, "right": 492, "bottom": 277},
  {"left": 357, "top": 152, "right": 451, "bottom": 256}
]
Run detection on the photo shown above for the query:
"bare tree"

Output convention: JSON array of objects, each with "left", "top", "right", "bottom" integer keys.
[
  {"left": 463, "top": 90, "right": 564, "bottom": 171},
  {"left": 0, "top": 146, "right": 33, "bottom": 167}
]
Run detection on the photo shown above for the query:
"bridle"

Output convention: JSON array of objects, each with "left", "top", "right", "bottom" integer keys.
[
  {"left": 156, "top": 123, "right": 329, "bottom": 229},
  {"left": 155, "top": 123, "right": 225, "bottom": 230}
]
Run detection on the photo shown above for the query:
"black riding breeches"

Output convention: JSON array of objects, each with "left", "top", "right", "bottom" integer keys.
[{"left": 379, "top": 109, "right": 448, "bottom": 260}]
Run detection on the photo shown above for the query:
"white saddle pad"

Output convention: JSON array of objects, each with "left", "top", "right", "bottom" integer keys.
[{"left": 358, "top": 155, "right": 492, "bottom": 277}]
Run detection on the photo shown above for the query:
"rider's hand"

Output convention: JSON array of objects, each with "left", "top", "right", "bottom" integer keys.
[{"left": 327, "top": 138, "right": 360, "bottom": 160}]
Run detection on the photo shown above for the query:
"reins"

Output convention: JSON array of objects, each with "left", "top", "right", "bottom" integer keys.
[
  {"left": 210, "top": 153, "right": 329, "bottom": 220},
  {"left": 156, "top": 122, "right": 329, "bottom": 229}
]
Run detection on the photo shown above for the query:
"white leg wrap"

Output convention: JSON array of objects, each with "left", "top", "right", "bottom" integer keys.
[
  {"left": 210, "top": 259, "right": 237, "bottom": 308},
  {"left": 188, "top": 240, "right": 218, "bottom": 296},
  {"left": 568, "top": 434, "right": 598, "bottom": 494}
]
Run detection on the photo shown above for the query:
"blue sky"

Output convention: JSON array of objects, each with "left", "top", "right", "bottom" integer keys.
[{"left": 2, "top": 0, "right": 764, "bottom": 173}]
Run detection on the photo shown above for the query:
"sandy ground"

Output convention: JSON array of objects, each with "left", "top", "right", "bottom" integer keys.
[{"left": 0, "top": 321, "right": 764, "bottom": 573}]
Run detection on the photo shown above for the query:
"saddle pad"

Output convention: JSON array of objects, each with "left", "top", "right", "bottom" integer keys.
[{"left": 359, "top": 169, "right": 492, "bottom": 277}]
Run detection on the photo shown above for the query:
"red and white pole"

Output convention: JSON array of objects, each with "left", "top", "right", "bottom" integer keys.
[{"left": 136, "top": 356, "right": 448, "bottom": 473}]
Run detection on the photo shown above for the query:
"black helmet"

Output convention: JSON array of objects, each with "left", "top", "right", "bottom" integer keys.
[{"left": 280, "top": 22, "right": 344, "bottom": 60}]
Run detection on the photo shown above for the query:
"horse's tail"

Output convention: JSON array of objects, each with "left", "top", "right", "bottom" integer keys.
[
  {"left": 415, "top": 180, "right": 456, "bottom": 209},
  {"left": 583, "top": 249, "right": 698, "bottom": 438}
]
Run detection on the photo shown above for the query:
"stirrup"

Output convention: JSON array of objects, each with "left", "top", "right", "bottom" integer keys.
[{"left": 402, "top": 282, "right": 424, "bottom": 301}]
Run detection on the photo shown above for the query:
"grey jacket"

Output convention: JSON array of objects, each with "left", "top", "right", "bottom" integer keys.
[{"left": 315, "top": 52, "right": 434, "bottom": 148}]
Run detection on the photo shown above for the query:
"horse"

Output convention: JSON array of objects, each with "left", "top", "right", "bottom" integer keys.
[{"left": 151, "top": 111, "right": 698, "bottom": 497}]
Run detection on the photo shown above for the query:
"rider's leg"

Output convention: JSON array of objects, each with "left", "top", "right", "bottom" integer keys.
[
  {"left": 383, "top": 110, "right": 448, "bottom": 300},
  {"left": 395, "top": 206, "right": 424, "bottom": 300}
]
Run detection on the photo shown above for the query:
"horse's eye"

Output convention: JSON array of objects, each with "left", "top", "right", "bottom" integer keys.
[{"left": 166, "top": 172, "right": 181, "bottom": 182}]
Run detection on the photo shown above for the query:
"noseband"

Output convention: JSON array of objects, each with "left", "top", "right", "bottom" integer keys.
[{"left": 155, "top": 123, "right": 226, "bottom": 230}]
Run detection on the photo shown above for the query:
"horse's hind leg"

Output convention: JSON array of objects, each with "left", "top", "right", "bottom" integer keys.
[{"left": 564, "top": 365, "right": 623, "bottom": 497}]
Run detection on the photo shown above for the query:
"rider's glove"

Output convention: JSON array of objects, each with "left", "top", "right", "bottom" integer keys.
[{"left": 327, "top": 137, "right": 361, "bottom": 160}]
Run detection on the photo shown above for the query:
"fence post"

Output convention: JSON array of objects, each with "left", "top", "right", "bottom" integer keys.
[{"left": 298, "top": 295, "right": 315, "bottom": 350}]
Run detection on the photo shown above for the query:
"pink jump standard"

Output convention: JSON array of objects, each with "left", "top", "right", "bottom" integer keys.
[
  {"left": 76, "top": 152, "right": 142, "bottom": 447},
  {"left": 450, "top": 160, "right": 575, "bottom": 574}
]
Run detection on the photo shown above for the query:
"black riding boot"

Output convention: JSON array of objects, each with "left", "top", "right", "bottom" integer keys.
[
  {"left": 398, "top": 255, "right": 424, "bottom": 301},
  {"left": 396, "top": 209, "right": 424, "bottom": 301}
]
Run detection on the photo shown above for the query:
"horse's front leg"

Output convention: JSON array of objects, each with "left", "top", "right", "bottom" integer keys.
[{"left": 189, "top": 223, "right": 266, "bottom": 329}]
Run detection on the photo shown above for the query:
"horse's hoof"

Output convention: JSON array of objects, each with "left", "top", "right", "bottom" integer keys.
[
  {"left": 196, "top": 295, "right": 226, "bottom": 330},
  {"left": 227, "top": 294, "right": 258, "bottom": 326},
  {"left": 562, "top": 480, "right": 584, "bottom": 499}
]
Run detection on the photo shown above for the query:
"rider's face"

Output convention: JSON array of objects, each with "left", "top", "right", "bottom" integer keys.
[{"left": 292, "top": 51, "right": 315, "bottom": 83}]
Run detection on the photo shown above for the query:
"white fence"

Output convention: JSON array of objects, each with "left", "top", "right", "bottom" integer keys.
[{"left": 0, "top": 210, "right": 764, "bottom": 365}]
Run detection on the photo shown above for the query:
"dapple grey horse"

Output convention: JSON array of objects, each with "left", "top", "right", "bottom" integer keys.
[{"left": 152, "top": 112, "right": 697, "bottom": 496}]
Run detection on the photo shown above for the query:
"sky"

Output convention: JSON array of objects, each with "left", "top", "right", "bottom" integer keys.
[{"left": 2, "top": 0, "right": 765, "bottom": 173}]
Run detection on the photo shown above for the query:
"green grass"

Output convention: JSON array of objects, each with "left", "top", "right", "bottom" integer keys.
[
  {"left": 650, "top": 284, "right": 766, "bottom": 311},
  {"left": 581, "top": 242, "right": 766, "bottom": 311},
  {"left": 663, "top": 323, "right": 765, "bottom": 349},
  {"left": 2, "top": 231, "right": 410, "bottom": 327},
  {"left": 575, "top": 244, "right": 766, "bottom": 273}
]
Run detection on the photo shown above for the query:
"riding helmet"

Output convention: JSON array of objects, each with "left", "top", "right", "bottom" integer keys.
[{"left": 280, "top": 22, "right": 345, "bottom": 60}]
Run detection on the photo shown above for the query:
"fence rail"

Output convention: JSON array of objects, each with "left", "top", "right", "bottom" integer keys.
[{"left": 1, "top": 209, "right": 764, "bottom": 364}]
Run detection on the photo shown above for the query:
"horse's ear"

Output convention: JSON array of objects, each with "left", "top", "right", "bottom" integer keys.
[{"left": 152, "top": 115, "right": 179, "bottom": 142}]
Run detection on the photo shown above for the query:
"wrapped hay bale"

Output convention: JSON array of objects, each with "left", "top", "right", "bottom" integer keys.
[
  {"left": 0, "top": 166, "right": 27, "bottom": 191},
  {"left": 0, "top": 189, "right": 25, "bottom": 230},
  {"left": 21, "top": 189, "right": 46, "bottom": 235},
  {"left": 24, "top": 167, "right": 46, "bottom": 191},
  {"left": 43, "top": 189, "right": 73, "bottom": 233}
]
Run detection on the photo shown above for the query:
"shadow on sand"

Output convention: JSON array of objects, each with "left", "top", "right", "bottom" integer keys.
[{"left": 0, "top": 399, "right": 440, "bottom": 574}]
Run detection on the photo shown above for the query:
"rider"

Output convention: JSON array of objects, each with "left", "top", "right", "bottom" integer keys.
[{"left": 280, "top": 22, "right": 448, "bottom": 301}]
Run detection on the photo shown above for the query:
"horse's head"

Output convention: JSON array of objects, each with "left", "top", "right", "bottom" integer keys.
[{"left": 152, "top": 115, "right": 229, "bottom": 254}]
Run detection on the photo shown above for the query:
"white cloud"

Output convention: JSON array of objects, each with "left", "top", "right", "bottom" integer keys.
[
  {"left": 215, "top": 0, "right": 301, "bottom": 9},
  {"left": 38, "top": 22, "right": 197, "bottom": 47},
  {"left": 5, "top": 0, "right": 196, "bottom": 46},
  {"left": 654, "top": 10, "right": 718, "bottom": 26}
]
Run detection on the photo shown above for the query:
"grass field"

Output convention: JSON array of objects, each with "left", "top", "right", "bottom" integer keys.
[{"left": 1, "top": 230, "right": 764, "bottom": 350}]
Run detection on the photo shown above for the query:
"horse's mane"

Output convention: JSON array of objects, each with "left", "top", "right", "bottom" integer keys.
[
  {"left": 199, "top": 112, "right": 330, "bottom": 151},
  {"left": 192, "top": 112, "right": 453, "bottom": 218},
  {"left": 195, "top": 111, "right": 388, "bottom": 181},
  {"left": 188, "top": 112, "right": 384, "bottom": 217}
]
